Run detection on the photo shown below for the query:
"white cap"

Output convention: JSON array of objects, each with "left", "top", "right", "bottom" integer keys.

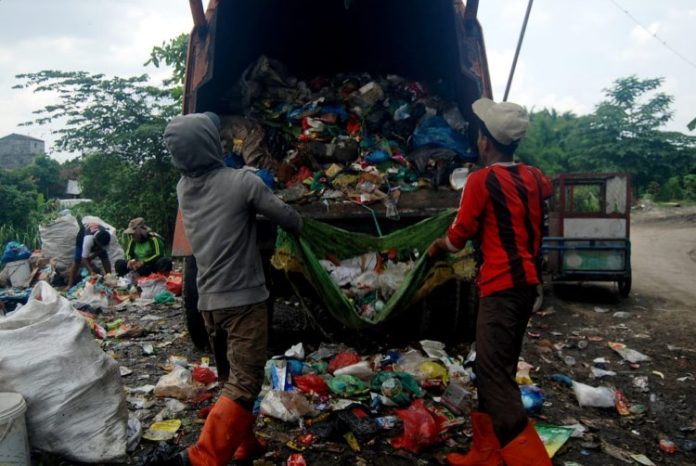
[{"left": 472, "top": 98, "right": 529, "bottom": 145}]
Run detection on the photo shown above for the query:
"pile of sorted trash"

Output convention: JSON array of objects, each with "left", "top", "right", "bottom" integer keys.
[{"left": 219, "top": 56, "right": 475, "bottom": 206}]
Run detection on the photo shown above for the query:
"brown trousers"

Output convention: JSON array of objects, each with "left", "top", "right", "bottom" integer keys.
[
  {"left": 475, "top": 285, "right": 537, "bottom": 446},
  {"left": 201, "top": 302, "right": 268, "bottom": 410}
]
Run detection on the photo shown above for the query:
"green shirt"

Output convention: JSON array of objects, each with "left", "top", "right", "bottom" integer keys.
[{"left": 126, "top": 235, "right": 166, "bottom": 264}]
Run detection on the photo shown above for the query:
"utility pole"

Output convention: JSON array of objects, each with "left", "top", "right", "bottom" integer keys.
[{"left": 503, "top": 0, "right": 534, "bottom": 102}]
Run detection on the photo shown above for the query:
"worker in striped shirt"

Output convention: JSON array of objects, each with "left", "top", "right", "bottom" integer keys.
[{"left": 429, "top": 98, "right": 552, "bottom": 466}]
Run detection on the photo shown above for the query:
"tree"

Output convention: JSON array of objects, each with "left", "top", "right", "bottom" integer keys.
[
  {"left": 13, "top": 34, "right": 189, "bottom": 239},
  {"left": 19, "top": 154, "right": 65, "bottom": 199},
  {"left": 518, "top": 76, "right": 696, "bottom": 199}
]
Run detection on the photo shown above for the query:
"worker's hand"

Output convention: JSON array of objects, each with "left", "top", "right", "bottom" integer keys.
[{"left": 427, "top": 237, "right": 450, "bottom": 259}]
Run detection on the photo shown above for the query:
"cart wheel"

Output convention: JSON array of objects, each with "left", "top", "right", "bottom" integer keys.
[
  {"left": 618, "top": 276, "right": 632, "bottom": 298},
  {"left": 183, "top": 255, "right": 210, "bottom": 350}
]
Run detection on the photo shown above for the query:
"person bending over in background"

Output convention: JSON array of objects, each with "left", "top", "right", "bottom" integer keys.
[{"left": 67, "top": 222, "right": 112, "bottom": 288}]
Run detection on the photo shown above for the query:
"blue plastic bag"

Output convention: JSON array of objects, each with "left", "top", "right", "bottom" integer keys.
[
  {"left": 365, "top": 150, "right": 390, "bottom": 164},
  {"left": 520, "top": 385, "right": 545, "bottom": 414},
  {"left": 412, "top": 116, "right": 474, "bottom": 160},
  {"left": 2, "top": 241, "right": 31, "bottom": 264},
  {"left": 256, "top": 169, "right": 274, "bottom": 189}
]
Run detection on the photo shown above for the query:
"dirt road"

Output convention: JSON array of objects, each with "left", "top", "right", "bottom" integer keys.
[{"left": 631, "top": 208, "right": 696, "bottom": 309}]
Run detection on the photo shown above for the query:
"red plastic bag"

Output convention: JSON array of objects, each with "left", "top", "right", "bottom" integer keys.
[
  {"left": 328, "top": 352, "right": 361, "bottom": 374},
  {"left": 166, "top": 272, "right": 183, "bottom": 296},
  {"left": 192, "top": 367, "right": 217, "bottom": 385},
  {"left": 294, "top": 374, "right": 329, "bottom": 396},
  {"left": 391, "top": 399, "right": 441, "bottom": 453},
  {"left": 287, "top": 453, "right": 307, "bottom": 466}
]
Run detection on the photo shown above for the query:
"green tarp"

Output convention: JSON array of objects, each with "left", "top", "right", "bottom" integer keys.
[{"left": 272, "top": 210, "right": 475, "bottom": 328}]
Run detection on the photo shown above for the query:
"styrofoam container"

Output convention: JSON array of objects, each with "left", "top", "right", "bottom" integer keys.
[
  {"left": 0, "top": 392, "right": 30, "bottom": 465},
  {"left": 5, "top": 260, "right": 31, "bottom": 288}
]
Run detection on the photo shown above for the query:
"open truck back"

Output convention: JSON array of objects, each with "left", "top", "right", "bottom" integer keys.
[{"left": 174, "top": 0, "right": 492, "bottom": 347}]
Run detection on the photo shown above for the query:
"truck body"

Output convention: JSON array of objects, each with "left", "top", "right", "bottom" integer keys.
[{"left": 175, "top": 0, "right": 492, "bottom": 344}]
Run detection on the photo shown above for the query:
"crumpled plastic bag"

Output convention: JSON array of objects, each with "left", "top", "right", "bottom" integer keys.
[
  {"left": 294, "top": 374, "right": 330, "bottom": 396},
  {"left": 328, "top": 374, "right": 369, "bottom": 398},
  {"left": 391, "top": 399, "right": 441, "bottom": 453},
  {"left": 572, "top": 381, "right": 615, "bottom": 408},
  {"left": 2, "top": 241, "right": 31, "bottom": 263},
  {"left": 333, "top": 361, "right": 374, "bottom": 381},
  {"left": 138, "top": 274, "right": 169, "bottom": 300},
  {"left": 608, "top": 341, "right": 651, "bottom": 363},
  {"left": 260, "top": 390, "right": 318, "bottom": 423},
  {"left": 328, "top": 351, "right": 362, "bottom": 374},
  {"left": 154, "top": 366, "right": 202, "bottom": 401},
  {"left": 412, "top": 116, "right": 473, "bottom": 159},
  {"left": 371, "top": 371, "right": 425, "bottom": 406}
]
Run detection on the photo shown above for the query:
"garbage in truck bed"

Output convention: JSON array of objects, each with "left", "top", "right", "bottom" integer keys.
[{"left": 218, "top": 55, "right": 475, "bottom": 208}]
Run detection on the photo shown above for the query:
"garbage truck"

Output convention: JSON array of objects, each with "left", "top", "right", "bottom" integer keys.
[{"left": 173, "top": 0, "right": 493, "bottom": 348}]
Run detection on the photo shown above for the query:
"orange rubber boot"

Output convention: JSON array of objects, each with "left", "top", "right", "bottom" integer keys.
[
  {"left": 500, "top": 421, "right": 551, "bottom": 466},
  {"left": 233, "top": 430, "right": 267, "bottom": 461},
  {"left": 447, "top": 412, "right": 504, "bottom": 466},
  {"left": 187, "top": 397, "right": 254, "bottom": 466}
]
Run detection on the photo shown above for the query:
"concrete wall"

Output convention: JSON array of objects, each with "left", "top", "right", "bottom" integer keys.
[{"left": 0, "top": 135, "right": 45, "bottom": 169}]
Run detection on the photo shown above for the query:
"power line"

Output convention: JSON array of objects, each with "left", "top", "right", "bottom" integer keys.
[{"left": 607, "top": 0, "right": 696, "bottom": 71}]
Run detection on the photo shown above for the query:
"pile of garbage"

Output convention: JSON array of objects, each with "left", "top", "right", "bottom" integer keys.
[
  {"left": 319, "top": 250, "right": 417, "bottom": 318},
  {"left": 220, "top": 56, "right": 475, "bottom": 207}
]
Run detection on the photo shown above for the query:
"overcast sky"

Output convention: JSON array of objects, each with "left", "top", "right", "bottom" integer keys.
[{"left": 1, "top": 0, "right": 694, "bottom": 161}]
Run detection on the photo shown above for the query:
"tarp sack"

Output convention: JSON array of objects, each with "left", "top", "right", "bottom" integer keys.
[
  {"left": 272, "top": 211, "right": 475, "bottom": 328},
  {"left": 39, "top": 213, "right": 80, "bottom": 272},
  {"left": 81, "top": 215, "right": 126, "bottom": 264},
  {"left": 1, "top": 241, "right": 31, "bottom": 264},
  {"left": 0, "top": 281, "right": 127, "bottom": 462},
  {"left": 39, "top": 214, "right": 126, "bottom": 272}
]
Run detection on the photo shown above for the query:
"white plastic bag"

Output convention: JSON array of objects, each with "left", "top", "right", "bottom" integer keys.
[
  {"left": 572, "top": 381, "right": 615, "bottom": 408},
  {"left": 39, "top": 212, "right": 80, "bottom": 272},
  {"left": 138, "top": 275, "right": 169, "bottom": 300},
  {"left": 154, "top": 366, "right": 201, "bottom": 400},
  {"left": 259, "top": 390, "right": 318, "bottom": 423},
  {"left": 0, "top": 281, "right": 127, "bottom": 462}
]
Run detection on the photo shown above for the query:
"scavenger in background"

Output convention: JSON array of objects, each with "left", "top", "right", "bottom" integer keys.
[
  {"left": 429, "top": 98, "right": 553, "bottom": 465},
  {"left": 158, "top": 112, "right": 303, "bottom": 466},
  {"left": 67, "top": 222, "right": 112, "bottom": 289},
  {"left": 115, "top": 217, "right": 172, "bottom": 278}
]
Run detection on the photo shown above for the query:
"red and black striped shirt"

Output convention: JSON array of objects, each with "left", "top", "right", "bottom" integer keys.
[{"left": 446, "top": 163, "right": 552, "bottom": 297}]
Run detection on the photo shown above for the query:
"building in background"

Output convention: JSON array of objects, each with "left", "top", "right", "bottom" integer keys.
[{"left": 0, "top": 133, "right": 45, "bottom": 169}]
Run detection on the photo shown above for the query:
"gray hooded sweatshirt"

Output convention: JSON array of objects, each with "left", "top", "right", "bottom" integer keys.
[{"left": 164, "top": 113, "right": 302, "bottom": 310}]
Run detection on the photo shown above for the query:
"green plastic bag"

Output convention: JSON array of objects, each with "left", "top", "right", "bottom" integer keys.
[
  {"left": 328, "top": 374, "right": 369, "bottom": 398},
  {"left": 371, "top": 371, "right": 425, "bottom": 406},
  {"left": 154, "top": 291, "right": 175, "bottom": 304}
]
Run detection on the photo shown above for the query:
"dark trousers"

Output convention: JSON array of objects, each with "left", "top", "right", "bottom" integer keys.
[
  {"left": 202, "top": 303, "right": 268, "bottom": 411},
  {"left": 475, "top": 285, "right": 537, "bottom": 446},
  {"left": 114, "top": 257, "right": 173, "bottom": 277}
]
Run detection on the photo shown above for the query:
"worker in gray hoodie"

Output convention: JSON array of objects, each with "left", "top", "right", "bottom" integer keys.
[{"left": 161, "top": 113, "right": 302, "bottom": 466}]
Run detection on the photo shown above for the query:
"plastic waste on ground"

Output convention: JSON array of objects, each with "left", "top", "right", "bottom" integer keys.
[
  {"left": 520, "top": 385, "right": 545, "bottom": 414},
  {"left": 142, "top": 419, "right": 182, "bottom": 442},
  {"left": 391, "top": 399, "right": 441, "bottom": 454},
  {"left": 154, "top": 366, "right": 202, "bottom": 401},
  {"left": 260, "top": 390, "right": 318, "bottom": 423},
  {"left": 535, "top": 424, "right": 574, "bottom": 458},
  {"left": 327, "top": 375, "right": 369, "bottom": 398},
  {"left": 328, "top": 352, "right": 362, "bottom": 374},
  {"left": 294, "top": 375, "right": 330, "bottom": 396},
  {"left": 608, "top": 341, "right": 651, "bottom": 363},
  {"left": 572, "top": 381, "right": 616, "bottom": 408}
]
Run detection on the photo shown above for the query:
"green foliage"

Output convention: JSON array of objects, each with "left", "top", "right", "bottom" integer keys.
[
  {"left": 145, "top": 33, "right": 189, "bottom": 103},
  {"left": 13, "top": 38, "right": 186, "bottom": 240},
  {"left": 517, "top": 76, "right": 696, "bottom": 200}
]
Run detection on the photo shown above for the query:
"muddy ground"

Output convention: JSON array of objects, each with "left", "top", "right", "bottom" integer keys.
[{"left": 43, "top": 206, "right": 695, "bottom": 466}]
